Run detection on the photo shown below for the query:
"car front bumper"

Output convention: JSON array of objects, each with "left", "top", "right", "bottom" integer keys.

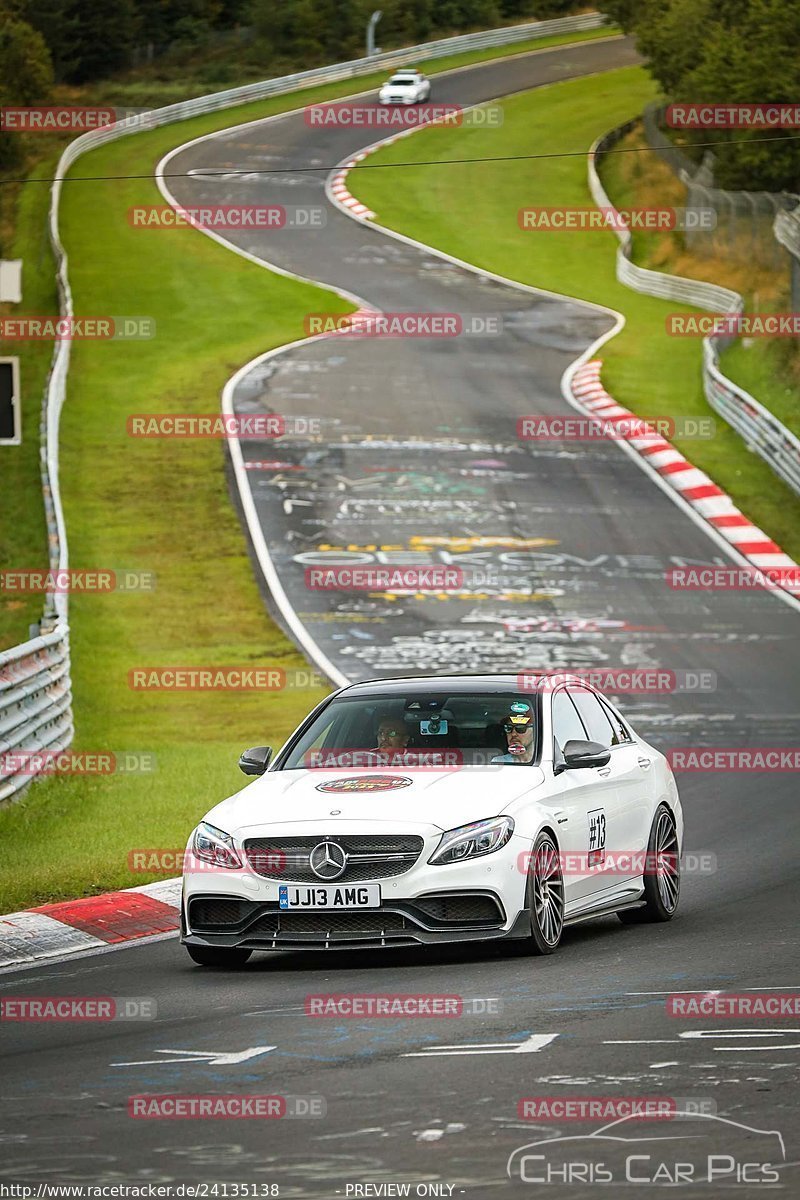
[
  {"left": 182, "top": 832, "right": 530, "bottom": 952},
  {"left": 182, "top": 902, "right": 532, "bottom": 953}
]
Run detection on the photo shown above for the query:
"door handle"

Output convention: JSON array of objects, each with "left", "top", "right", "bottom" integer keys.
[
  {"left": 598, "top": 766, "right": 611, "bottom": 777},
  {"left": 638, "top": 756, "right": 651, "bottom": 770}
]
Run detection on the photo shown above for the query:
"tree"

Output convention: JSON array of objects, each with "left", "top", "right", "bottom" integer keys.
[
  {"left": 0, "top": 16, "right": 53, "bottom": 167},
  {"left": 0, "top": 15, "right": 53, "bottom": 99},
  {"left": 603, "top": 0, "right": 800, "bottom": 192},
  {"left": 64, "top": 0, "right": 137, "bottom": 81},
  {"left": 20, "top": 0, "right": 136, "bottom": 82},
  {"left": 250, "top": 0, "right": 328, "bottom": 65}
]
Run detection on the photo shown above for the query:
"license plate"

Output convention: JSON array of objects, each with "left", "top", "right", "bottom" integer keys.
[{"left": 279, "top": 884, "right": 381, "bottom": 910}]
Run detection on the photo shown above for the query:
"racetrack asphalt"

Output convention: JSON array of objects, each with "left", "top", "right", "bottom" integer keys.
[{"left": 1, "top": 36, "right": 798, "bottom": 1197}]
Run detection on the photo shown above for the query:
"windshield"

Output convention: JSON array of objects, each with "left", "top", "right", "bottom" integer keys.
[
  {"left": 280, "top": 691, "right": 539, "bottom": 769},
  {"left": 387, "top": 78, "right": 414, "bottom": 86}
]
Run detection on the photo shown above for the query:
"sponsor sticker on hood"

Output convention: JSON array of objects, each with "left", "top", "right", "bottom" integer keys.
[{"left": 315, "top": 775, "right": 413, "bottom": 793}]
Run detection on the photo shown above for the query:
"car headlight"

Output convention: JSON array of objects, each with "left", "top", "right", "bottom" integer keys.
[
  {"left": 192, "top": 821, "right": 242, "bottom": 870},
  {"left": 428, "top": 816, "right": 514, "bottom": 866}
]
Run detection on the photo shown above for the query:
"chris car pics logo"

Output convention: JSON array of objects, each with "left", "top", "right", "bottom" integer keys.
[{"left": 507, "top": 1112, "right": 784, "bottom": 1186}]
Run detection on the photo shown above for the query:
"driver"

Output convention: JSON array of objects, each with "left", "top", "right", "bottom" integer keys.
[
  {"left": 492, "top": 701, "right": 535, "bottom": 764},
  {"left": 371, "top": 718, "right": 411, "bottom": 758}
]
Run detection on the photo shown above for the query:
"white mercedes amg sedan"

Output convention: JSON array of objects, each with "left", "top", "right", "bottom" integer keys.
[{"left": 181, "top": 674, "right": 683, "bottom": 967}]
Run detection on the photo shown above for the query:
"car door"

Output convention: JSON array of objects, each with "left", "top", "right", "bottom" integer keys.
[
  {"left": 569, "top": 687, "right": 652, "bottom": 882},
  {"left": 546, "top": 686, "right": 620, "bottom": 905}
]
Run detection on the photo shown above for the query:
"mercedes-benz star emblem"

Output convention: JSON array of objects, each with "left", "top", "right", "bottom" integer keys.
[{"left": 309, "top": 840, "right": 347, "bottom": 880}]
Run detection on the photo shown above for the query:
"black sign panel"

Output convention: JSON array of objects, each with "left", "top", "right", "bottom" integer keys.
[{"left": 0, "top": 359, "right": 18, "bottom": 441}]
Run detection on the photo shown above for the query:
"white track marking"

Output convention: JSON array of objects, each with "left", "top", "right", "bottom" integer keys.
[
  {"left": 403, "top": 1032, "right": 558, "bottom": 1057},
  {"left": 112, "top": 1044, "right": 276, "bottom": 1067}
]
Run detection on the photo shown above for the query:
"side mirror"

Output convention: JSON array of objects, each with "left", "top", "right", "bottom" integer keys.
[
  {"left": 238, "top": 745, "right": 272, "bottom": 776},
  {"left": 562, "top": 739, "right": 611, "bottom": 770}
]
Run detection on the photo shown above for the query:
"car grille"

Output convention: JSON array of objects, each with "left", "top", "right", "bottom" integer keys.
[
  {"left": 414, "top": 893, "right": 503, "bottom": 924},
  {"left": 244, "top": 834, "right": 424, "bottom": 882},
  {"left": 189, "top": 897, "right": 253, "bottom": 928},
  {"left": 248, "top": 911, "right": 409, "bottom": 937}
]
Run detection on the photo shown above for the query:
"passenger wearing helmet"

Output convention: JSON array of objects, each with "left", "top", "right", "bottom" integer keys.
[{"left": 491, "top": 701, "right": 535, "bottom": 764}]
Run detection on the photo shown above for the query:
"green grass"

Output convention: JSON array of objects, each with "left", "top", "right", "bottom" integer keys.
[
  {"left": 720, "top": 339, "right": 800, "bottom": 442},
  {"left": 0, "top": 157, "right": 60, "bottom": 649},
  {"left": 350, "top": 65, "right": 800, "bottom": 561}
]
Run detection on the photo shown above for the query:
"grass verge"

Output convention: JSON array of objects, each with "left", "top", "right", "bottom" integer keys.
[
  {"left": 0, "top": 158, "right": 59, "bottom": 648},
  {"left": 349, "top": 65, "right": 800, "bottom": 560}
]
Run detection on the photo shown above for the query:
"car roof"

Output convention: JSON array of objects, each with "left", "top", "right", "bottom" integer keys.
[{"left": 337, "top": 673, "right": 591, "bottom": 696}]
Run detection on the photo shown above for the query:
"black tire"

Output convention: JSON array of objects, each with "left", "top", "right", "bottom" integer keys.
[
  {"left": 618, "top": 803, "right": 680, "bottom": 925},
  {"left": 185, "top": 943, "right": 252, "bottom": 968},
  {"left": 515, "top": 831, "right": 564, "bottom": 955}
]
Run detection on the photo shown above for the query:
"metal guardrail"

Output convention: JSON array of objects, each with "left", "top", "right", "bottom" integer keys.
[
  {"left": 589, "top": 122, "right": 800, "bottom": 499},
  {"left": 0, "top": 11, "right": 609, "bottom": 804},
  {"left": 0, "top": 628, "right": 73, "bottom": 804}
]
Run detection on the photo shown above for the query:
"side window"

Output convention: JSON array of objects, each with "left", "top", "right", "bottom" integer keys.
[
  {"left": 552, "top": 690, "right": 587, "bottom": 753},
  {"left": 569, "top": 688, "right": 617, "bottom": 748},
  {"left": 599, "top": 696, "right": 632, "bottom": 745}
]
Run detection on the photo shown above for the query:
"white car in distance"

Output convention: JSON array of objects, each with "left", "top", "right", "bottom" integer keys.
[{"left": 378, "top": 69, "right": 432, "bottom": 104}]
